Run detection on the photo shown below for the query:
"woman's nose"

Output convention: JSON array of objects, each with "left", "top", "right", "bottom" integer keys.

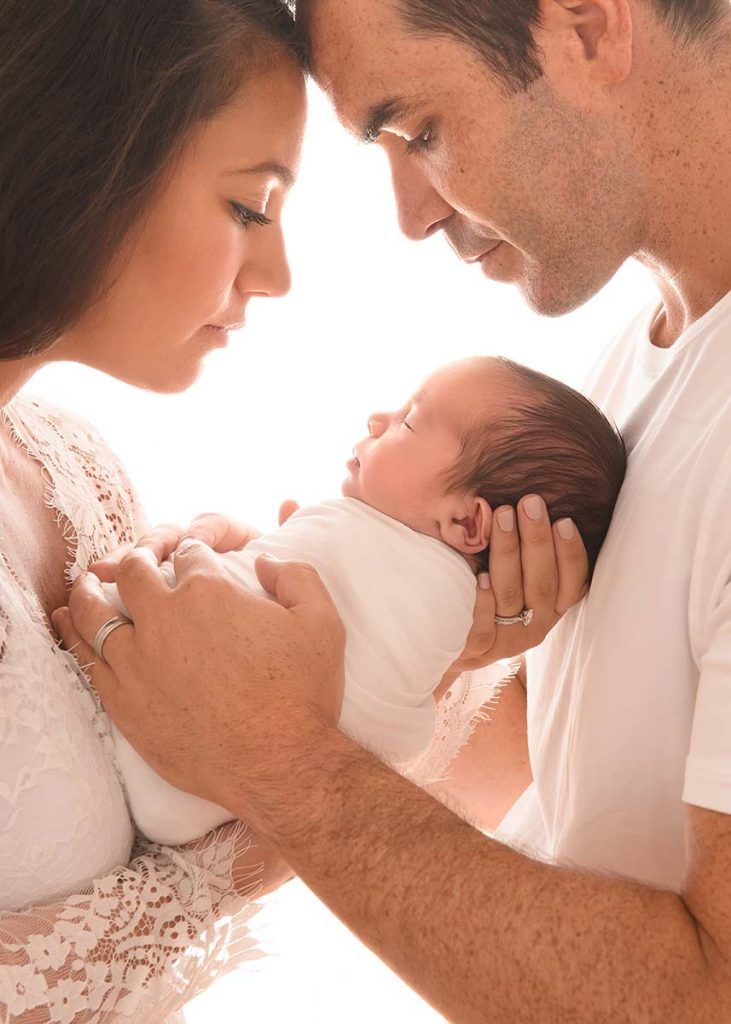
[{"left": 235, "top": 221, "right": 292, "bottom": 299}]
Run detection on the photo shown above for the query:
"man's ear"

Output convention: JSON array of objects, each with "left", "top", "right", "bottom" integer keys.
[
  {"left": 538, "top": 0, "right": 633, "bottom": 88},
  {"left": 439, "top": 497, "right": 492, "bottom": 557}
]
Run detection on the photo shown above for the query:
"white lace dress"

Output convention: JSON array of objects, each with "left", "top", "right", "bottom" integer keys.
[{"left": 0, "top": 395, "right": 261, "bottom": 1024}]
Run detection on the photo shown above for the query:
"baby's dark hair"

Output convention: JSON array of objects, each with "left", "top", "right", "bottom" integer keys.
[{"left": 443, "top": 357, "right": 627, "bottom": 579}]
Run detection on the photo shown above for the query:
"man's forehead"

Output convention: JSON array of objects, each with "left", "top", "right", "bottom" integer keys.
[{"left": 307, "top": 0, "right": 434, "bottom": 127}]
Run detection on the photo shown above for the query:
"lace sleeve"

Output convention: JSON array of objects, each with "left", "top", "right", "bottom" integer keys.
[{"left": 0, "top": 396, "right": 266, "bottom": 1023}]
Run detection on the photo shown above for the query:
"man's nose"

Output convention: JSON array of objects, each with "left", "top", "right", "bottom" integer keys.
[{"left": 387, "top": 150, "right": 453, "bottom": 242}]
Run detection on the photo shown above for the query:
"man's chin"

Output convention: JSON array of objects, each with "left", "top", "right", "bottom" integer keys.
[{"left": 519, "top": 255, "right": 626, "bottom": 318}]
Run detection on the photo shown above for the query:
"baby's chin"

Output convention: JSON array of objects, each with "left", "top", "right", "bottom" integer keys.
[{"left": 341, "top": 476, "right": 356, "bottom": 499}]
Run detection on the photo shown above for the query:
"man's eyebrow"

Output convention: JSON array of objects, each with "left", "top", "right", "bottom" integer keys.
[
  {"left": 361, "top": 96, "right": 421, "bottom": 143},
  {"left": 227, "top": 162, "right": 295, "bottom": 188}
]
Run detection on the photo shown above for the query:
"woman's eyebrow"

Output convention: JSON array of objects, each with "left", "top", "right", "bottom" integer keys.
[{"left": 226, "top": 162, "right": 295, "bottom": 187}]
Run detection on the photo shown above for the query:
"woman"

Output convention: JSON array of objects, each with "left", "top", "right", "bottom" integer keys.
[{"left": 0, "top": 1, "right": 306, "bottom": 1020}]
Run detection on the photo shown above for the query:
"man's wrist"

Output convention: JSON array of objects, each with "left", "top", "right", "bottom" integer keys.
[{"left": 224, "top": 713, "right": 360, "bottom": 844}]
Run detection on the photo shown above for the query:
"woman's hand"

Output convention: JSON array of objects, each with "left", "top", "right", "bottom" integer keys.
[
  {"left": 90, "top": 512, "right": 262, "bottom": 582},
  {"left": 450, "top": 494, "right": 589, "bottom": 674}
]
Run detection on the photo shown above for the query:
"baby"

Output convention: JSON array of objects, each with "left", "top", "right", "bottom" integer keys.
[{"left": 105, "top": 356, "right": 626, "bottom": 845}]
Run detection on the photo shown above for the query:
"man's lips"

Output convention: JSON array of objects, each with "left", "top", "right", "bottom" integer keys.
[{"left": 463, "top": 240, "right": 502, "bottom": 264}]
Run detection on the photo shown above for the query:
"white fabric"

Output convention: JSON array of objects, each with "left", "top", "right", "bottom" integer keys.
[
  {"left": 104, "top": 499, "right": 507, "bottom": 846},
  {"left": 506, "top": 290, "right": 731, "bottom": 890},
  {"left": 0, "top": 395, "right": 263, "bottom": 1024}
]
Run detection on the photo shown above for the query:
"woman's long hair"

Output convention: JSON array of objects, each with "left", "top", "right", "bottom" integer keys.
[{"left": 0, "top": 0, "right": 304, "bottom": 360}]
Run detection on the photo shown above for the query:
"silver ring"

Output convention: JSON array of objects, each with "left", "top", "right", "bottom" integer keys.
[
  {"left": 494, "top": 608, "right": 535, "bottom": 627},
  {"left": 93, "top": 616, "right": 132, "bottom": 662}
]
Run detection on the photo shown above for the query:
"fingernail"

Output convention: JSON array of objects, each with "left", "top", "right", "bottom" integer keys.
[
  {"left": 478, "top": 573, "right": 491, "bottom": 591},
  {"left": 523, "top": 495, "right": 544, "bottom": 521},
  {"left": 557, "top": 518, "right": 576, "bottom": 540},
  {"left": 497, "top": 508, "right": 515, "bottom": 532}
]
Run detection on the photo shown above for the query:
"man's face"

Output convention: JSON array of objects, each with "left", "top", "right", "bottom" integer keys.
[{"left": 308, "top": 0, "right": 647, "bottom": 316}]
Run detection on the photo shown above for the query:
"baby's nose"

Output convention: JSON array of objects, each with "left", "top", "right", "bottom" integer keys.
[{"left": 368, "top": 415, "right": 387, "bottom": 438}]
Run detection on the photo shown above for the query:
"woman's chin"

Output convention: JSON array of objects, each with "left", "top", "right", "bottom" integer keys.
[{"left": 113, "top": 359, "right": 204, "bottom": 395}]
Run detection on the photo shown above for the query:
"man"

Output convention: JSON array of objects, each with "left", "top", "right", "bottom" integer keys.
[{"left": 59, "top": 0, "right": 731, "bottom": 1019}]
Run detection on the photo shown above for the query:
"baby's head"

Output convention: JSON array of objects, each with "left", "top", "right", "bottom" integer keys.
[{"left": 343, "top": 357, "right": 626, "bottom": 577}]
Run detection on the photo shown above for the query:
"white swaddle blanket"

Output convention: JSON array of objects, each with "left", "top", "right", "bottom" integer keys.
[{"left": 104, "top": 498, "right": 491, "bottom": 845}]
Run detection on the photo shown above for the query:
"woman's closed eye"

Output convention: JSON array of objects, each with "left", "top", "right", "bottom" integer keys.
[{"left": 229, "top": 200, "right": 273, "bottom": 230}]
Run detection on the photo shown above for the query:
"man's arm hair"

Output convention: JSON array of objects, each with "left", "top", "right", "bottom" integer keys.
[{"left": 238, "top": 722, "right": 731, "bottom": 1024}]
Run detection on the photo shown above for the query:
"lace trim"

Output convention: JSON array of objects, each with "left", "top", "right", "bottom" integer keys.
[
  {"left": 406, "top": 662, "right": 517, "bottom": 787},
  {"left": 1, "top": 397, "right": 141, "bottom": 588}
]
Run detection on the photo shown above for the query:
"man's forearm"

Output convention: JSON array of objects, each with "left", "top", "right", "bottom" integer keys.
[{"left": 236, "top": 722, "right": 714, "bottom": 1024}]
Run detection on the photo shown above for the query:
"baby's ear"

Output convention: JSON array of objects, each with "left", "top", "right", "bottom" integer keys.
[{"left": 440, "top": 496, "right": 492, "bottom": 556}]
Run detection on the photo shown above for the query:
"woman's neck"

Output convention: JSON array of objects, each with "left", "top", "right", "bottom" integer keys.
[{"left": 0, "top": 355, "right": 47, "bottom": 409}]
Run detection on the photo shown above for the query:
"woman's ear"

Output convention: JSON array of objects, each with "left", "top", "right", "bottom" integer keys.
[{"left": 439, "top": 496, "right": 492, "bottom": 556}]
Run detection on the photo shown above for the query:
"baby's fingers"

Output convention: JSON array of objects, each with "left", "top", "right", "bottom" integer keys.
[
  {"left": 184, "top": 512, "right": 259, "bottom": 552},
  {"left": 278, "top": 500, "right": 300, "bottom": 526}
]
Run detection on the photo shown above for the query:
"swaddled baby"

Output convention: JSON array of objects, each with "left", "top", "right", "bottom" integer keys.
[{"left": 106, "top": 356, "right": 626, "bottom": 844}]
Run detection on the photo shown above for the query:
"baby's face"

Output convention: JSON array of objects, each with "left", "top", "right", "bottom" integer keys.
[{"left": 343, "top": 359, "right": 504, "bottom": 550}]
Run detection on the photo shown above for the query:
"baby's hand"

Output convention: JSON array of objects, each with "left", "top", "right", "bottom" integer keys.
[
  {"left": 451, "top": 495, "right": 589, "bottom": 671},
  {"left": 90, "top": 513, "right": 261, "bottom": 582}
]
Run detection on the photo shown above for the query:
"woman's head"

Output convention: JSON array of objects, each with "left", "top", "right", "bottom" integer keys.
[{"left": 0, "top": 0, "right": 307, "bottom": 390}]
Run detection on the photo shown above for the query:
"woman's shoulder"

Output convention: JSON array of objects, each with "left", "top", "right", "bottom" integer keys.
[{"left": 4, "top": 392, "right": 146, "bottom": 567}]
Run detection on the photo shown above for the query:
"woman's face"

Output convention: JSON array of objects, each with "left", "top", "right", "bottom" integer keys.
[{"left": 58, "top": 57, "right": 306, "bottom": 392}]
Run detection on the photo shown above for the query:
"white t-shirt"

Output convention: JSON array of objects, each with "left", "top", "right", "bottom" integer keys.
[{"left": 502, "top": 289, "right": 731, "bottom": 890}]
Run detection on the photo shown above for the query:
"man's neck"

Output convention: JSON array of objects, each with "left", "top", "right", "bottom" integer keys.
[{"left": 633, "top": 31, "right": 731, "bottom": 347}]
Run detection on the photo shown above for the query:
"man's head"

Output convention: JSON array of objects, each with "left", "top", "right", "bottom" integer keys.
[
  {"left": 300, "top": 0, "right": 729, "bottom": 316},
  {"left": 342, "top": 356, "right": 627, "bottom": 577}
]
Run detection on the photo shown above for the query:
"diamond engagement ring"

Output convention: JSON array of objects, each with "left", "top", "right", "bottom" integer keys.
[
  {"left": 93, "top": 616, "right": 132, "bottom": 662},
  {"left": 494, "top": 608, "right": 535, "bottom": 627}
]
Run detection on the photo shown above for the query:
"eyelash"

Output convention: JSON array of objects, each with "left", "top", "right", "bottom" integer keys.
[
  {"left": 230, "top": 201, "right": 272, "bottom": 230},
  {"left": 405, "top": 123, "right": 435, "bottom": 157},
  {"left": 402, "top": 419, "right": 414, "bottom": 432}
]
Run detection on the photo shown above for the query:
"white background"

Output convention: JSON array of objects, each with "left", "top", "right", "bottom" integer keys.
[{"left": 29, "top": 84, "right": 657, "bottom": 1022}]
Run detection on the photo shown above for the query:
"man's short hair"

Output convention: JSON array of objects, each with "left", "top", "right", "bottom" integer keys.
[{"left": 297, "top": 0, "right": 728, "bottom": 89}]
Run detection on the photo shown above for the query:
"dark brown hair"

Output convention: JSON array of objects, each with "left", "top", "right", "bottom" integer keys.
[
  {"left": 443, "top": 358, "right": 627, "bottom": 578},
  {"left": 297, "top": 0, "right": 729, "bottom": 89},
  {"left": 0, "top": 0, "right": 305, "bottom": 361}
]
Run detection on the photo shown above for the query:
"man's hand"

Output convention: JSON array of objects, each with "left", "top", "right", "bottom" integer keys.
[
  {"left": 90, "top": 511, "right": 262, "bottom": 582},
  {"left": 53, "top": 541, "right": 346, "bottom": 824},
  {"left": 451, "top": 494, "right": 588, "bottom": 673}
]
